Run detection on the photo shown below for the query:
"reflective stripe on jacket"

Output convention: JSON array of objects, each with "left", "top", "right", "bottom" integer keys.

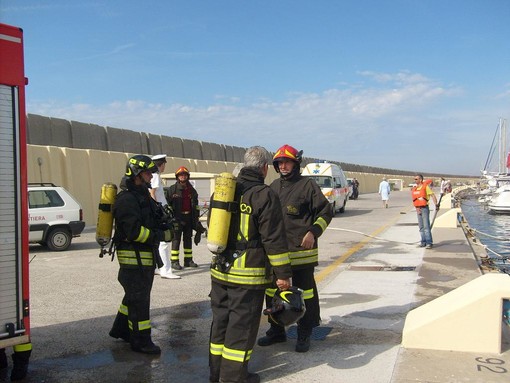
[
  {"left": 113, "top": 181, "right": 159, "bottom": 269},
  {"left": 117, "top": 250, "right": 155, "bottom": 266},
  {"left": 210, "top": 167, "right": 292, "bottom": 289},
  {"left": 270, "top": 174, "right": 333, "bottom": 270}
]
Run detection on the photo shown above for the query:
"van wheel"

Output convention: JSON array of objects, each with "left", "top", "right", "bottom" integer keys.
[
  {"left": 46, "top": 228, "right": 72, "bottom": 251},
  {"left": 339, "top": 199, "right": 346, "bottom": 213}
]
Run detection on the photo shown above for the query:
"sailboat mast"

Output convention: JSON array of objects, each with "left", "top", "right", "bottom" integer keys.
[{"left": 499, "top": 118, "right": 507, "bottom": 174}]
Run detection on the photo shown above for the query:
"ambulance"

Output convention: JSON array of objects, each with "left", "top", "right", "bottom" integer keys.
[{"left": 302, "top": 162, "right": 349, "bottom": 214}]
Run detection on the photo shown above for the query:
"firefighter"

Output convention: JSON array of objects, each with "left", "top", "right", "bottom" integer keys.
[
  {"left": 150, "top": 154, "right": 181, "bottom": 279},
  {"left": 257, "top": 144, "right": 333, "bottom": 353},
  {"left": 165, "top": 166, "right": 201, "bottom": 269},
  {"left": 209, "top": 146, "right": 292, "bottom": 383},
  {"left": 0, "top": 343, "right": 32, "bottom": 381},
  {"left": 109, "top": 155, "right": 173, "bottom": 354}
]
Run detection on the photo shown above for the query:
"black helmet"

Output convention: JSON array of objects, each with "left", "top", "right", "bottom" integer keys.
[
  {"left": 125, "top": 155, "right": 157, "bottom": 179},
  {"left": 263, "top": 287, "right": 306, "bottom": 326}
]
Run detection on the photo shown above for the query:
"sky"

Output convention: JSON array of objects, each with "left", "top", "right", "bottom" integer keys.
[{"left": 2, "top": 0, "right": 510, "bottom": 176}]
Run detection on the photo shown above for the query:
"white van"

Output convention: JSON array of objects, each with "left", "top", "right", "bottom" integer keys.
[{"left": 302, "top": 162, "right": 350, "bottom": 214}]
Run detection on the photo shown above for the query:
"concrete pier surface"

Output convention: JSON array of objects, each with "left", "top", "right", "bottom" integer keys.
[{"left": 3, "top": 190, "right": 509, "bottom": 382}]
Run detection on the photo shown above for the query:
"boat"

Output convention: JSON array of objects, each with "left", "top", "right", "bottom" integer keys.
[
  {"left": 479, "top": 118, "right": 510, "bottom": 209},
  {"left": 488, "top": 183, "right": 510, "bottom": 213}
]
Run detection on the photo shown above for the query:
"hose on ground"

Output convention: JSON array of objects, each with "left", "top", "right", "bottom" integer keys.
[{"left": 327, "top": 227, "right": 418, "bottom": 245}]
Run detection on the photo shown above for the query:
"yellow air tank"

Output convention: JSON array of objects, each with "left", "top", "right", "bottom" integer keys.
[
  {"left": 96, "top": 182, "right": 118, "bottom": 255},
  {"left": 207, "top": 172, "right": 236, "bottom": 254}
]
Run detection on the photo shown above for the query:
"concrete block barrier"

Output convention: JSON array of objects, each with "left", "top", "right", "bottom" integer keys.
[
  {"left": 224, "top": 145, "right": 236, "bottom": 162},
  {"left": 87, "top": 150, "right": 129, "bottom": 226},
  {"left": 147, "top": 133, "right": 163, "bottom": 155},
  {"left": 71, "top": 121, "right": 108, "bottom": 150},
  {"left": 62, "top": 147, "right": 95, "bottom": 223},
  {"left": 182, "top": 138, "right": 202, "bottom": 159},
  {"left": 162, "top": 136, "right": 184, "bottom": 158},
  {"left": 232, "top": 146, "right": 245, "bottom": 163},
  {"left": 27, "top": 145, "right": 66, "bottom": 187},
  {"left": 202, "top": 141, "right": 226, "bottom": 161},
  {"left": 122, "top": 129, "right": 145, "bottom": 154},
  {"left": 199, "top": 160, "right": 228, "bottom": 175},
  {"left": 402, "top": 273, "right": 510, "bottom": 353},
  {"left": 433, "top": 208, "right": 461, "bottom": 228},
  {"left": 27, "top": 114, "right": 52, "bottom": 145},
  {"left": 50, "top": 117, "right": 73, "bottom": 148},
  {"left": 105, "top": 126, "right": 125, "bottom": 153}
]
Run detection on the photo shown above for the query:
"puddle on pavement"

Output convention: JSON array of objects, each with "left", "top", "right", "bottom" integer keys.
[{"left": 320, "top": 292, "right": 379, "bottom": 307}]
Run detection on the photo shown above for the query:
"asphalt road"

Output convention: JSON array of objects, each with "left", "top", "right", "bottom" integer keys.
[{"left": 2, "top": 190, "right": 465, "bottom": 383}]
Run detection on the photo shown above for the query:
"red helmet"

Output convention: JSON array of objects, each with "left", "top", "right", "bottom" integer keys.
[
  {"left": 175, "top": 166, "right": 190, "bottom": 179},
  {"left": 273, "top": 144, "right": 302, "bottom": 173}
]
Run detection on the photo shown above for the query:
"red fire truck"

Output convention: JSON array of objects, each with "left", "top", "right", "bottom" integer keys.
[{"left": 0, "top": 23, "right": 32, "bottom": 379}]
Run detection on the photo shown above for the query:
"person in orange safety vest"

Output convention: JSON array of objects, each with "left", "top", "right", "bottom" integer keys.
[{"left": 411, "top": 174, "right": 438, "bottom": 249}]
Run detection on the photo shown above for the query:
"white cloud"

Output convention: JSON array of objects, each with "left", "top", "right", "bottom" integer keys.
[{"left": 27, "top": 70, "right": 495, "bottom": 175}]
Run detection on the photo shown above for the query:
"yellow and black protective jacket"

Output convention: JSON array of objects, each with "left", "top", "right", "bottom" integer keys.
[
  {"left": 270, "top": 172, "right": 332, "bottom": 270},
  {"left": 210, "top": 168, "right": 292, "bottom": 289},
  {"left": 112, "top": 178, "right": 162, "bottom": 269}
]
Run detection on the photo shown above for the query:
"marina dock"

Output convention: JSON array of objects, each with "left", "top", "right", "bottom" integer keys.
[{"left": 4, "top": 190, "right": 510, "bottom": 383}]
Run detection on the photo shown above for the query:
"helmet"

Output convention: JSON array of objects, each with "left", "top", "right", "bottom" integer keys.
[
  {"left": 263, "top": 287, "right": 306, "bottom": 327},
  {"left": 175, "top": 166, "right": 190, "bottom": 179},
  {"left": 125, "top": 155, "right": 157, "bottom": 178},
  {"left": 151, "top": 154, "right": 167, "bottom": 164},
  {"left": 273, "top": 144, "right": 303, "bottom": 173}
]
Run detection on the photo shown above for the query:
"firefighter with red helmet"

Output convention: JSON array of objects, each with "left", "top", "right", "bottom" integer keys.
[
  {"left": 109, "top": 155, "right": 173, "bottom": 354},
  {"left": 165, "top": 166, "right": 203, "bottom": 269},
  {"left": 257, "top": 144, "right": 333, "bottom": 353}
]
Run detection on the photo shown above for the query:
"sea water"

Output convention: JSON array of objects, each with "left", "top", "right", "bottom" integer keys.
[{"left": 460, "top": 195, "right": 510, "bottom": 273}]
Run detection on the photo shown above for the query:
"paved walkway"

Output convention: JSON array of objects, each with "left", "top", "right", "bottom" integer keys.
[{"left": 2, "top": 191, "right": 509, "bottom": 382}]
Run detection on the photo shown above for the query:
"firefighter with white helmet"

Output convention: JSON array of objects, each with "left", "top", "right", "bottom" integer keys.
[
  {"left": 258, "top": 144, "right": 333, "bottom": 353},
  {"left": 109, "top": 155, "right": 173, "bottom": 354}
]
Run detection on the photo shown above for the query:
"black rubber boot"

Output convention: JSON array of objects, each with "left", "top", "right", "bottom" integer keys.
[
  {"left": 295, "top": 327, "right": 311, "bottom": 353},
  {"left": 11, "top": 350, "right": 31, "bottom": 381},
  {"left": 130, "top": 335, "right": 161, "bottom": 355},
  {"left": 109, "top": 328, "right": 130, "bottom": 342},
  {"left": 171, "top": 261, "right": 183, "bottom": 270},
  {"left": 109, "top": 313, "right": 130, "bottom": 342},
  {"left": 257, "top": 325, "right": 286, "bottom": 347},
  {"left": 0, "top": 349, "right": 7, "bottom": 369},
  {"left": 184, "top": 259, "right": 198, "bottom": 267},
  {"left": 245, "top": 372, "right": 260, "bottom": 383}
]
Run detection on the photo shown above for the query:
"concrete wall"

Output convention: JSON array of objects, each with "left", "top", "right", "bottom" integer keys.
[
  {"left": 27, "top": 114, "right": 247, "bottom": 164},
  {"left": 25, "top": 114, "right": 477, "bottom": 226},
  {"left": 29, "top": 113, "right": 472, "bottom": 179},
  {"left": 27, "top": 144, "right": 282, "bottom": 226},
  {"left": 27, "top": 145, "right": 465, "bottom": 226}
]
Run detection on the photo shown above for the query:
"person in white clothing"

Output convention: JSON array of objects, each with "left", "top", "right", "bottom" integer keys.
[
  {"left": 378, "top": 177, "right": 391, "bottom": 208},
  {"left": 150, "top": 154, "right": 181, "bottom": 279}
]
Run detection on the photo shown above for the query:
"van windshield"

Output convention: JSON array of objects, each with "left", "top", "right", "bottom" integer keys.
[{"left": 305, "top": 176, "right": 333, "bottom": 188}]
